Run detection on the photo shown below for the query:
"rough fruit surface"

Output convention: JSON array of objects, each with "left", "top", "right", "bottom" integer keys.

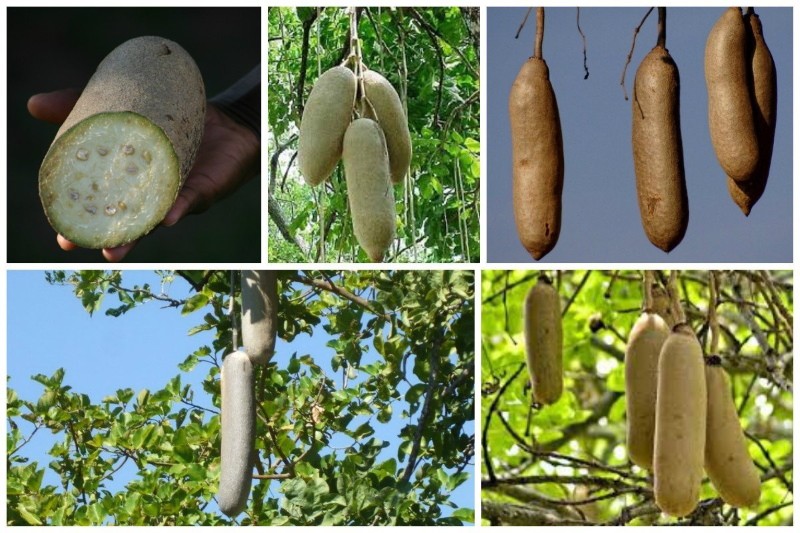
[
  {"left": 523, "top": 277, "right": 563, "bottom": 404},
  {"left": 704, "top": 363, "right": 761, "bottom": 508},
  {"left": 298, "top": 66, "right": 357, "bottom": 186},
  {"left": 39, "top": 36, "right": 205, "bottom": 249},
  {"left": 705, "top": 7, "right": 760, "bottom": 182},
  {"left": 240, "top": 270, "right": 278, "bottom": 365},
  {"left": 728, "top": 12, "right": 777, "bottom": 215},
  {"left": 631, "top": 46, "right": 688, "bottom": 253},
  {"left": 653, "top": 324, "right": 706, "bottom": 517},
  {"left": 625, "top": 312, "right": 669, "bottom": 470},
  {"left": 509, "top": 58, "right": 564, "bottom": 261},
  {"left": 217, "top": 350, "right": 256, "bottom": 517},
  {"left": 342, "top": 118, "right": 395, "bottom": 262},
  {"left": 363, "top": 69, "right": 412, "bottom": 184}
]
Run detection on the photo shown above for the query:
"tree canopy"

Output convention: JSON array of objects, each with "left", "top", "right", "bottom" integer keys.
[
  {"left": 268, "top": 7, "right": 480, "bottom": 263},
  {"left": 481, "top": 270, "right": 792, "bottom": 526},
  {"left": 7, "top": 270, "right": 474, "bottom": 525}
]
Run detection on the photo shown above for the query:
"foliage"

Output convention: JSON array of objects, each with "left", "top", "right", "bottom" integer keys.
[
  {"left": 267, "top": 7, "right": 480, "bottom": 263},
  {"left": 481, "top": 270, "right": 792, "bottom": 526},
  {"left": 7, "top": 270, "right": 474, "bottom": 526}
]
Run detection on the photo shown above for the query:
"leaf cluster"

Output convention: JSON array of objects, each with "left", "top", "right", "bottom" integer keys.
[
  {"left": 481, "top": 270, "right": 792, "bottom": 526},
  {"left": 8, "top": 270, "right": 475, "bottom": 525},
  {"left": 267, "top": 7, "right": 480, "bottom": 263}
]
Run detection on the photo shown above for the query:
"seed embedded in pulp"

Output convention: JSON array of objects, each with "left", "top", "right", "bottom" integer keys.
[
  {"left": 97, "top": 147, "right": 109, "bottom": 156},
  {"left": 123, "top": 145, "right": 135, "bottom": 155},
  {"left": 104, "top": 205, "right": 117, "bottom": 216},
  {"left": 76, "top": 149, "right": 89, "bottom": 161},
  {"left": 84, "top": 205, "right": 97, "bottom": 215}
]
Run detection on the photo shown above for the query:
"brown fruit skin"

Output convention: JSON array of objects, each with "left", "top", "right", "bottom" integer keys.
[
  {"left": 509, "top": 58, "right": 564, "bottom": 261},
  {"left": 653, "top": 324, "right": 706, "bottom": 517},
  {"left": 727, "top": 12, "right": 777, "bottom": 216},
  {"left": 704, "top": 364, "right": 761, "bottom": 508},
  {"left": 363, "top": 69, "right": 412, "bottom": 184},
  {"left": 523, "top": 277, "right": 563, "bottom": 404},
  {"left": 298, "top": 66, "right": 357, "bottom": 186},
  {"left": 342, "top": 118, "right": 396, "bottom": 262},
  {"left": 631, "top": 46, "right": 688, "bottom": 253},
  {"left": 705, "top": 7, "right": 760, "bottom": 182},
  {"left": 625, "top": 312, "right": 670, "bottom": 470}
]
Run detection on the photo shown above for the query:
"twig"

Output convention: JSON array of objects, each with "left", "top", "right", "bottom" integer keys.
[
  {"left": 408, "top": 7, "right": 478, "bottom": 78},
  {"left": 746, "top": 431, "right": 793, "bottom": 492},
  {"left": 603, "top": 500, "right": 662, "bottom": 526},
  {"left": 534, "top": 451, "right": 647, "bottom": 481},
  {"left": 295, "top": 271, "right": 385, "bottom": 318},
  {"left": 620, "top": 7, "right": 655, "bottom": 100},
  {"left": 503, "top": 271, "right": 515, "bottom": 345},
  {"left": 576, "top": 8, "right": 589, "bottom": 79},
  {"left": 482, "top": 362, "right": 526, "bottom": 483},
  {"left": 484, "top": 272, "right": 540, "bottom": 304},
  {"left": 514, "top": 7, "right": 533, "bottom": 39},
  {"left": 744, "top": 501, "right": 793, "bottom": 526},
  {"left": 541, "top": 390, "right": 621, "bottom": 452},
  {"left": 296, "top": 11, "right": 318, "bottom": 118},
  {"left": 483, "top": 474, "right": 637, "bottom": 491},
  {"left": 407, "top": 8, "right": 444, "bottom": 126},
  {"left": 7, "top": 423, "right": 42, "bottom": 457},
  {"left": 562, "top": 271, "right": 591, "bottom": 317},
  {"left": 268, "top": 192, "right": 308, "bottom": 255}
]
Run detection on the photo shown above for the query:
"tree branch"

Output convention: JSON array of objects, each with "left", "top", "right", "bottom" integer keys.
[
  {"left": 294, "top": 271, "right": 385, "bottom": 318},
  {"left": 400, "top": 330, "right": 442, "bottom": 483},
  {"left": 482, "top": 499, "right": 591, "bottom": 526}
]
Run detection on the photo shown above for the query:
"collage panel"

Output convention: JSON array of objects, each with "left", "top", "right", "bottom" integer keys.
[
  {"left": 8, "top": 7, "right": 261, "bottom": 262},
  {"left": 7, "top": 269, "right": 475, "bottom": 525},
  {"left": 267, "top": 7, "right": 480, "bottom": 264},
  {"left": 4, "top": 4, "right": 797, "bottom": 529},
  {"left": 480, "top": 270, "right": 792, "bottom": 525},
  {"left": 487, "top": 7, "right": 792, "bottom": 262}
]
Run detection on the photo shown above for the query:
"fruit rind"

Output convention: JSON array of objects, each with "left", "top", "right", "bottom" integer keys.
[{"left": 523, "top": 277, "right": 563, "bottom": 404}]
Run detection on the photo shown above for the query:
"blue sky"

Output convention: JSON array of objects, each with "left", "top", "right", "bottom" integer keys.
[
  {"left": 488, "top": 7, "right": 792, "bottom": 262},
  {"left": 6, "top": 270, "right": 474, "bottom": 520}
]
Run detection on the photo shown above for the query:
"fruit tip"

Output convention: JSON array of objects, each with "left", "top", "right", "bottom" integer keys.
[{"left": 528, "top": 250, "right": 547, "bottom": 261}]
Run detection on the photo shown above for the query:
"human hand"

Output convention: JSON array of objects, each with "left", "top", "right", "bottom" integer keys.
[{"left": 28, "top": 89, "right": 260, "bottom": 262}]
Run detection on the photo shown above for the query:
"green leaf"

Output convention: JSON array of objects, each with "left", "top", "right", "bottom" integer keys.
[
  {"left": 606, "top": 363, "right": 625, "bottom": 393},
  {"left": 351, "top": 422, "right": 375, "bottom": 441},
  {"left": 182, "top": 292, "right": 210, "bottom": 315},
  {"left": 464, "top": 137, "right": 480, "bottom": 153}
]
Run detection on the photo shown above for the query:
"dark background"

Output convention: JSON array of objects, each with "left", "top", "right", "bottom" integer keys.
[{"left": 8, "top": 7, "right": 262, "bottom": 263}]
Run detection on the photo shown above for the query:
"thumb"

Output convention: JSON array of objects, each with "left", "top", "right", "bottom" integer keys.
[{"left": 28, "top": 89, "right": 82, "bottom": 125}]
